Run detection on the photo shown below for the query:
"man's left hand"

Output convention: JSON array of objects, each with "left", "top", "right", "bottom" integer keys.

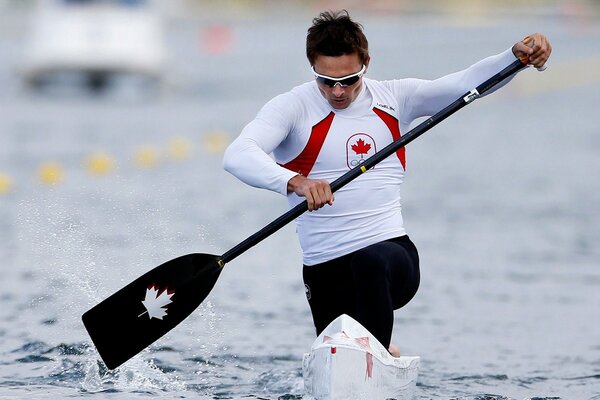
[{"left": 512, "top": 33, "right": 552, "bottom": 70}]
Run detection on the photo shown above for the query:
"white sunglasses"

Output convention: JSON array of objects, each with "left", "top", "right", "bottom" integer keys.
[{"left": 311, "top": 65, "right": 366, "bottom": 87}]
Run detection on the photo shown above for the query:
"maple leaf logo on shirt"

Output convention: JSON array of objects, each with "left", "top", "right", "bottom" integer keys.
[
  {"left": 351, "top": 138, "right": 371, "bottom": 157},
  {"left": 346, "top": 133, "right": 376, "bottom": 169},
  {"left": 139, "top": 285, "right": 174, "bottom": 320}
]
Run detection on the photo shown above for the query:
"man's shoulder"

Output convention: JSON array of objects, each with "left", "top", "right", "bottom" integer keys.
[
  {"left": 364, "top": 77, "right": 404, "bottom": 103},
  {"left": 264, "top": 81, "right": 323, "bottom": 114},
  {"left": 289, "top": 81, "right": 318, "bottom": 99},
  {"left": 258, "top": 81, "right": 319, "bottom": 121},
  {"left": 266, "top": 81, "right": 314, "bottom": 105},
  {"left": 364, "top": 77, "right": 405, "bottom": 91}
]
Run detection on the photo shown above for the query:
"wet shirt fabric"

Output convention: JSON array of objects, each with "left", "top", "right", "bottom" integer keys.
[{"left": 223, "top": 48, "right": 518, "bottom": 266}]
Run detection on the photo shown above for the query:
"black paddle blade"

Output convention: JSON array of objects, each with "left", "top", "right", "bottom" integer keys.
[{"left": 82, "top": 253, "right": 222, "bottom": 370}]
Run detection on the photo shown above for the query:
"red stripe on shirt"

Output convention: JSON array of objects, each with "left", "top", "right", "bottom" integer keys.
[
  {"left": 281, "top": 112, "right": 335, "bottom": 177},
  {"left": 373, "top": 107, "right": 406, "bottom": 169}
]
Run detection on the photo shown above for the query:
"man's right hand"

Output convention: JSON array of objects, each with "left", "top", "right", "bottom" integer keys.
[{"left": 287, "top": 175, "right": 334, "bottom": 211}]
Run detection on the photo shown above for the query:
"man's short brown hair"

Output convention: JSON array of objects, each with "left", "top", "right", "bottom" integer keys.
[{"left": 306, "top": 10, "right": 369, "bottom": 66}]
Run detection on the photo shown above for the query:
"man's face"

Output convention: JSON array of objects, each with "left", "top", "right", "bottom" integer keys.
[{"left": 312, "top": 53, "right": 369, "bottom": 110}]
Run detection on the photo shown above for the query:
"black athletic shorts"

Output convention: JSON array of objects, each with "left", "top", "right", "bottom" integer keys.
[{"left": 302, "top": 235, "right": 420, "bottom": 348}]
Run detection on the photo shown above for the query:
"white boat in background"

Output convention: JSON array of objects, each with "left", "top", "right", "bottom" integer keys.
[
  {"left": 21, "top": 0, "right": 166, "bottom": 89},
  {"left": 303, "top": 314, "right": 420, "bottom": 400}
]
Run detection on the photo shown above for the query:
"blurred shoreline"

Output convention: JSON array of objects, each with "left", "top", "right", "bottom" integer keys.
[{"left": 1, "top": 0, "right": 599, "bottom": 26}]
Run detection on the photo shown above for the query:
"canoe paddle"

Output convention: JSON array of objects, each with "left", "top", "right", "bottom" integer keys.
[{"left": 83, "top": 59, "right": 529, "bottom": 370}]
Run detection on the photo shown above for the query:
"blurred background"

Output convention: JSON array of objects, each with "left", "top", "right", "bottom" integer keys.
[
  {"left": 0, "top": 1, "right": 599, "bottom": 399},
  {"left": 0, "top": 0, "right": 599, "bottom": 197}
]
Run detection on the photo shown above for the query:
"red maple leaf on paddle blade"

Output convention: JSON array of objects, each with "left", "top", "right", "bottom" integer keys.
[{"left": 351, "top": 138, "right": 371, "bottom": 156}]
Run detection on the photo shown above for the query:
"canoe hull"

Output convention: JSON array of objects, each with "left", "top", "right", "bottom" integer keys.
[{"left": 302, "top": 315, "right": 419, "bottom": 400}]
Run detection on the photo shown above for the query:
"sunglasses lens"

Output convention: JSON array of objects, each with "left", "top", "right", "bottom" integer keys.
[
  {"left": 315, "top": 77, "right": 335, "bottom": 87},
  {"left": 340, "top": 76, "right": 360, "bottom": 86}
]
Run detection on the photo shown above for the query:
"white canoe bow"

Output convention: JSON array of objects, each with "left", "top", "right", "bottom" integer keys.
[{"left": 303, "top": 314, "right": 420, "bottom": 400}]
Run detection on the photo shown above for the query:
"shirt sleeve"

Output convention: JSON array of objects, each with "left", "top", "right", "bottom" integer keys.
[
  {"left": 387, "top": 48, "right": 520, "bottom": 125},
  {"left": 223, "top": 92, "right": 301, "bottom": 196}
]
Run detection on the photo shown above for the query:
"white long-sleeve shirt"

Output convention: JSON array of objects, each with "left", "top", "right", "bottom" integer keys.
[{"left": 223, "top": 48, "right": 520, "bottom": 265}]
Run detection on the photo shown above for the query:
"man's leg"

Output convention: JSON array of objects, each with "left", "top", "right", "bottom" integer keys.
[{"left": 349, "top": 236, "right": 420, "bottom": 349}]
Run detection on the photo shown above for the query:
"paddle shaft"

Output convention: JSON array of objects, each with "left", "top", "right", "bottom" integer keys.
[{"left": 220, "top": 59, "right": 527, "bottom": 265}]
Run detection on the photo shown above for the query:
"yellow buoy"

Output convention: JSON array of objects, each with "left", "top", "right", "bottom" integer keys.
[
  {"left": 38, "top": 162, "right": 64, "bottom": 185},
  {"left": 134, "top": 146, "right": 160, "bottom": 168},
  {"left": 0, "top": 173, "right": 13, "bottom": 194},
  {"left": 167, "top": 137, "right": 193, "bottom": 160},
  {"left": 202, "top": 131, "right": 230, "bottom": 154},
  {"left": 85, "top": 152, "right": 116, "bottom": 175}
]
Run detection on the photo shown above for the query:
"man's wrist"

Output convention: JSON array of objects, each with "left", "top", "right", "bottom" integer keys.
[{"left": 287, "top": 174, "right": 303, "bottom": 193}]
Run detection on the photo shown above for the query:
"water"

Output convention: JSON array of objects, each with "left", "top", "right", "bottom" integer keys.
[{"left": 1, "top": 3, "right": 600, "bottom": 399}]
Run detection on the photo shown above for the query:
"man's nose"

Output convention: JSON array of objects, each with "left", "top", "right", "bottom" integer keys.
[{"left": 331, "top": 84, "right": 345, "bottom": 97}]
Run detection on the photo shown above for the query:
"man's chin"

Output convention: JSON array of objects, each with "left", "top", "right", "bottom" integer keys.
[{"left": 329, "top": 99, "right": 349, "bottom": 109}]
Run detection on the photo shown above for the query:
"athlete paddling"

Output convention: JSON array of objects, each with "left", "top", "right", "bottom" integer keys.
[{"left": 223, "top": 10, "right": 552, "bottom": 356}]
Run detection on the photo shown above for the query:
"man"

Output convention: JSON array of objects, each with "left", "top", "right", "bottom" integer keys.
[{"left": 223, "top": 10, "right": 551, "bottom": 356}]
